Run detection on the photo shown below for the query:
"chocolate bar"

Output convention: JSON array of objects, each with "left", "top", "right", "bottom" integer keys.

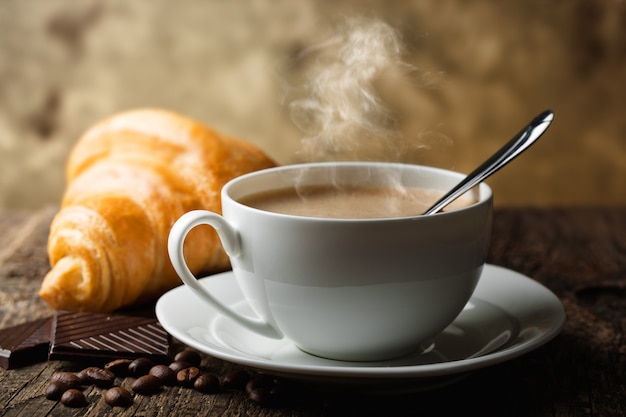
[
  {"left": 49, "top": 311, "right": 171, "bottom": 362},
  {"left": 0, "top": 317, "right": 52, "bottom": 369}
]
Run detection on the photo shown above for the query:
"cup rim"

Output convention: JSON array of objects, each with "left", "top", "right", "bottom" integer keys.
[{"left": 223, "top": 161, "right": 493, "bottom": 222}]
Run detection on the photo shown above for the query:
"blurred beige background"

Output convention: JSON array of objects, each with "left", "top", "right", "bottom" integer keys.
[{"left": 1, "top": 0, "right": 625, "bottom": 209}]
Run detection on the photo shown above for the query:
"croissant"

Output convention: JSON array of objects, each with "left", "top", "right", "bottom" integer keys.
[{"left": 39, "top": 108, "right": 276, "bottom": 312}]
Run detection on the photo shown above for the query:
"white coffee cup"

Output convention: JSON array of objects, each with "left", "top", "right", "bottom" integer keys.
[{"left": 168, "top": 162, "right": 493, "bottom": 361}]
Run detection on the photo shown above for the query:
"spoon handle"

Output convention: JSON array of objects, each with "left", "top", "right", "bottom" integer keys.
[{"left": 422, "top": 110, "right": 554, "bottom": 215}]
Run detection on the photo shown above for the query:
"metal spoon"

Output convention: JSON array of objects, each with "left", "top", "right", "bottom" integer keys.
[{"left": 422, "top": 109, "right": 554, "bottom": 215}]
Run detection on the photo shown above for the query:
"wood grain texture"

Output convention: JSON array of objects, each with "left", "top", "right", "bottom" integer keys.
[{"left": 0, "top": 207, "right": 624, "bottom": 416}]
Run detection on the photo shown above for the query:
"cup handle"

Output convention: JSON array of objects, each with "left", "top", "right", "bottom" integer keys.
[{"left": 168, "top": 210, "right": 282, "bottom": 339}]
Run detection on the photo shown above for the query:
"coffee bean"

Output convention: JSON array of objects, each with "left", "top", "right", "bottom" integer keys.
[
  {"left": 248, "top": 387, "right": 273, "bottom": 407},
  {"left": 246, "top": 374, "right": 290, "bottom": 407},
  {"left": 174, "top": 349, "right": 202, "bottom": 367},
  {"left": 222, "top": 369, "right": 249, "bottom": 390},
  {"left": 168, "top": 360, "right": 193, "bottom": 373},
  {"left": 194, "top": 373, "right": 220, "bottom": 394},
  {"left": 245, "top": 374, "right": 275, "bottom": 395},
  {"left": 61, "top": 389, "right": 87, "bottom": 408},
  {"left": 77, "top": 367, "right": 116, "bottom": 388},
  {"left": 128, "top": 357, "right": 155, "bottom": 377},
  {"left": 50, "top": 372, "right": 82, "bottom": 390},
  {"left": 177, "top": 366, "right": 200, "bottom": 388},
  {"left": 45, "top": 381, "right": 71, "bottom": 401},
  {"left": 104, "top": 387, "right": 133, "bottom": 407},
  {"left": 149, "top": 364, "right": 177, "bottom": 386},
  {"left": 131, "top": 374, "right": 162, "bottom": 395},
  {"left": 104, "top": 359, "right": 133, "bottom": 377}
]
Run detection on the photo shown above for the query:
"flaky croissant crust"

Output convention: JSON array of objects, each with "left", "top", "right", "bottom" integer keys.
[{"left": 40, "top": 109, "right": 276, "bottom": 312}]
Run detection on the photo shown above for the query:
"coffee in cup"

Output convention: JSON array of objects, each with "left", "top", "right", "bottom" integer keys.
[
  {"left": 168, "top": 162, "right": 492, "bottom": 361},
  {"left": 239, "top": 184, "right": 475, "bottom": 219}
]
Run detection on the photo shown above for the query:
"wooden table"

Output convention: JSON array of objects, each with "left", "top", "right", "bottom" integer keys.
[{"left": 0, "top": 207, "right": 624, "bottom": 416}]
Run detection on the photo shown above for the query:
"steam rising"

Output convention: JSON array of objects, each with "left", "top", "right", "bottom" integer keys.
[{"left": 286, "top": 18, "right": 418, "bottom": 162}]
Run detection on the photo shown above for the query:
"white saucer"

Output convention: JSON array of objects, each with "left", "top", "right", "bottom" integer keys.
[{"left": 156, "top": 264, "right": 565, "bottom": 393}]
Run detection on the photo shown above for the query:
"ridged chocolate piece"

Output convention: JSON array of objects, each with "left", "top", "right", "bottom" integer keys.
[
  {"left": 49, "top": 312, "right": 171, "bottom": 362},
  {"left": 0, "top": 317, "right": 52, "bottom": 369}
]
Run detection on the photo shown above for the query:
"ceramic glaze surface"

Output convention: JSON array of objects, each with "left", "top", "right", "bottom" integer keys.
[{"left": 155, "top": 265, "right": 566, "bottom": 392}]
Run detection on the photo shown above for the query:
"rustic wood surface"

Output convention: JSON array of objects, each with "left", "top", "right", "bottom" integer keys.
[{"left": 0, "top": 207, "right": 624, "bottom": 416}]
